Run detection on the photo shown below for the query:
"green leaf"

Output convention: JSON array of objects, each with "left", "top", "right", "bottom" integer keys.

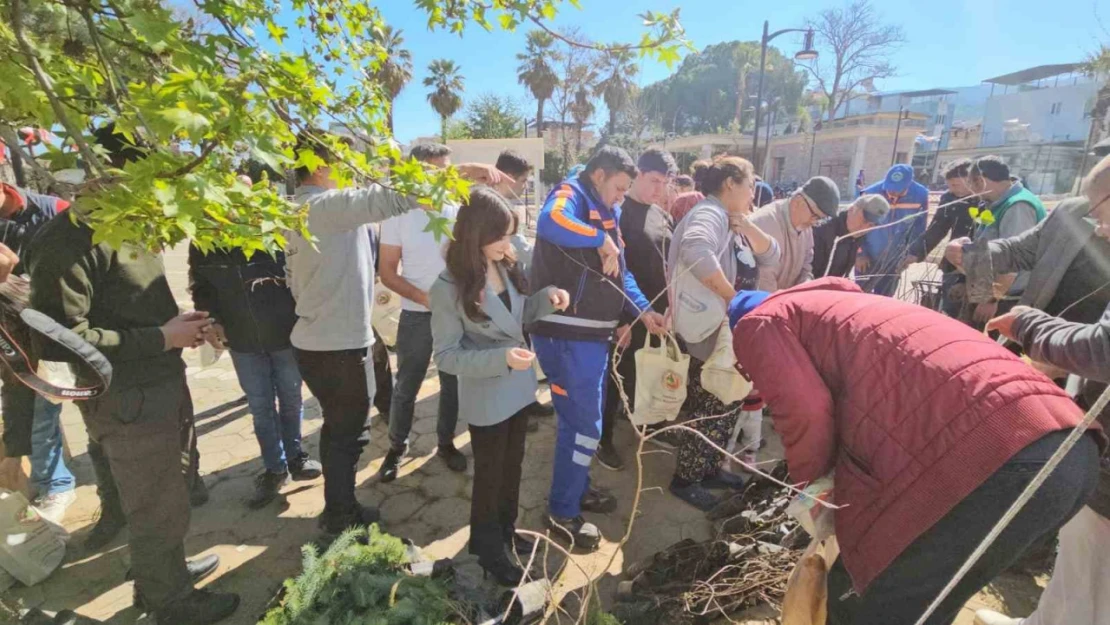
[
  {"left": 267, "top": 21, "right": 288, "bottom": 45},
  {"left": 160, "top": 108, "right": 211, "bottom": 133}
]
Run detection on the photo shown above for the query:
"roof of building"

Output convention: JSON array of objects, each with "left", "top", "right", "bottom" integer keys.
[
  {"left": 873, "top": 88, "right": 957, "bottom": 98},
  {"left": 983, "top": 63, "right": 1084, "bottom": 86}
]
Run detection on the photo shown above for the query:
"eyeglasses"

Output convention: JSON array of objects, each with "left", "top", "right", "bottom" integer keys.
[{"left": 802, "top": 195, "right": 824, "bottom": 221}]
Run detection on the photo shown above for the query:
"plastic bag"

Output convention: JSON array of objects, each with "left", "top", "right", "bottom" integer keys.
[
  {"left": 781, "top": 538, "right": 839, "bottom": 625},
  {"left": 371, "top": 286, "right": 402, "bottom": 347},
  {"left": 787, "top": 474, "right": 836, "bottom": 542},
  {"left": 630, "top": 332, "right": 689, "bottom": 426},
  {"left": 788, "top": 474, "right": 836, "bottom": 542},
  {"left": 0, "top": 489, "right": 66, "bottom": 586},
  {"left": 701, "top": 324, "right": 752, "bottom": 404}
]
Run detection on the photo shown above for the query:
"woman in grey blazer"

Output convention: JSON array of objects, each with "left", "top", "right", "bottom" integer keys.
[{"left": 429, "top": 187, "right": 569, "bottom": 585}]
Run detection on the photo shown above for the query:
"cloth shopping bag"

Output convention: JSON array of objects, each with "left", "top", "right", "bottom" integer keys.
[
  {"left": 0, "top": 489, "right": 66, "bottom": 586},
  {"left": 630, "top": 332, "right": 689, "bottom": 426},
  {"left": 701, "top": 324, "right": 752, "bottom": 404},
  {"left": 371, "top": 286, "right": 402, "bottom": 347}
]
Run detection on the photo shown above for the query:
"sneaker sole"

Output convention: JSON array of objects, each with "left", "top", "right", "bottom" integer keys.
[
  {"left": 595, "top": 457, "right": 624, "bottom": 471},
  {"left": 544, "top": 521, "right": 600, "bottom": 552},
  {"left": 290, "top": 472, "right": 322, "bottom": 482}
]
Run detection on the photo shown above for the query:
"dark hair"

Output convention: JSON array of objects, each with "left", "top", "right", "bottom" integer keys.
[
  {"left": 674, "top": 175, "right": 694, "bottom": 188},
  {"left": 637, "top": 148, "right": 677, "bottom": 176},
  {"left": 410, "top": 143, "right": 451, "bottom": 163},
  {"left": 943, "top": 158, "right": 973, "bottom": 180},
  {"left": 495, "top": 149, "right": 532, "bottom": 178},
  {"left": 700, "top": 156, "right": 755, "bottom": 197},
  {"left": 583, "top": 146, "right": 637, "bottom": 180},
  {"left": 971, "top": 155, "right": 1010, "bottom": 183},
  {"left": 691, "top": 159, "right": 711, "bottom": 192},
  {"left": 445, "top": 186, "right": 528, "bottom": 322},
  {"left": 93, "top": 123, "right": 145, "bottom": 168},
  {"left": 293, "top": 130, "right": 337, "bottom": 183}
]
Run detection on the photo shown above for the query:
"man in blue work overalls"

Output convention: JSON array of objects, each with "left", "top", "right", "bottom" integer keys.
[{"left": 527, "top": 147, "right": 667, "bottom": 550}]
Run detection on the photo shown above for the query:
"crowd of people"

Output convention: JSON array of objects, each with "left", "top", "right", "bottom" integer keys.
[{"left": 1, "top": 126, "right": 1109, "bottom": 625}]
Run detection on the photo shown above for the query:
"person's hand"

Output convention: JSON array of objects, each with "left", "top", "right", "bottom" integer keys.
[
  {"left": 945, "top": 237, "right": 972, "bottom": 269},
  {"left": 548, "top": 287, "right": 570, "bottom": 311},
  {"left": 161, "top": 311, "right": 213, "bottom": 350},
  {"left": 0, "top": 457, "right": 24, "bottom": 488},
  {"left": 597, "top": 236, "right": 620, "bottom": 277},
  {"left": 642, "top": 311, "right": 667, "bottom": 336},
  {"left": 973, "top": 301, "right": 999, "bottom": 323},
  {"left": 506, "top": 347, "right": 535, "bottom": 371},
  {"left": 614, "top": 324, "right": 632, "bottom": 349},
  {"left": 205, "top": 323, "right": 228, "bottom": 349},
  {"left": 0, "top": 242, "right": 19, "bottom": 284},
  {"left": 984, "top": 305, "right": 1034, "bottom": 341},
  {"left": 901, "top": 255, "right": 919, "bottom": 270},
  {"left": 1030, "top": 358, "right": 1070, "bottom": 380},
  {"left": 457, "top": 163, "right": 508, "bottom": 186},
  {"left": 854, "top": 256, "right": 870, "bottom": 275},
  {"left": 413, "top": 290, "right": 430, "bottom": 309}
]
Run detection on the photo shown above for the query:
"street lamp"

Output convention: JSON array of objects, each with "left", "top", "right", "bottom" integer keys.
[{"left": 752, "top": 23, "right": 817, "bottom": 173}]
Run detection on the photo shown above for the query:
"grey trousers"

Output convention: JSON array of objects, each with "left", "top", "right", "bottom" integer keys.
[{"left": 80, "top": 375, "right": 194, "bottom": 610}]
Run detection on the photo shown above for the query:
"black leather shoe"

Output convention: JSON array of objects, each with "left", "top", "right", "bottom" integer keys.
[
  {"left": 132, "top": 554, "right": 221, "bottom": 611},
  {"left": 377, "top": 446, "right": 406, "bottom": 483},
  {"left": 579, "top": 485, "right": 617, "bottom": 514},
  {"left": 503, "top": 527, "right": 536, "bottom": 557},
  {"left": 154, "top": 588, "right": 240, "bottom": 625},
  {"left": 479, "top": 553, "right": 527, "bottom": 586},
  {"left": 595, "top": 442, "right": 624, "bottom": 471},
  {"left": 544, "top": 514, "right": 601, "bottom": 551},
  {"left": 83, "top": 507, "right": 126, "bottom": 552},
  {"left": 319, "top": 504, "right": 381, "bottom": 535},
  {"left": 288, "top": 454, "right": 323, "bottom": 481},
  {"left": 437, "top": 444, "right": 468, "bottom": 472}
]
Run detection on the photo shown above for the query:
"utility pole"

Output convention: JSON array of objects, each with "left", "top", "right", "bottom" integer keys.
[{"left": 890, "top": 107, "right": 907, "bottom": 166}]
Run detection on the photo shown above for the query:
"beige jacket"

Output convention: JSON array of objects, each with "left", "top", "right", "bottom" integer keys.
[{"left": 749, "top": 199, "right": 814, "bottom": 291}]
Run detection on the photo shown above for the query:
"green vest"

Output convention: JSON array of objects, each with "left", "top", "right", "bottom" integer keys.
[{"left": 992, "top": 187, "right": 1047, "bottom": 227}]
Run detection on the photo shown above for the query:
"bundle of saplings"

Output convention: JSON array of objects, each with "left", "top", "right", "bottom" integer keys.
[{"left": 261, "top": 525, "right": 475, "bottom": 625}]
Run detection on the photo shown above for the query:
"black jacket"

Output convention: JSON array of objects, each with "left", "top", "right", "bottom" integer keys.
[
  {"left": 812, "top": 212, "right": 857, "bottom": 279},
  {"left": 188, "top": 246, "right": 296, "bottom": 353},
  {"left": 917, "top": 191, "right": 978, "bottom": 272}
]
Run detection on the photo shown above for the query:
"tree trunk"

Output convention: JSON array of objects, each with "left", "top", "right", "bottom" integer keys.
[
  {"left": 575, "top": 124, "right": 583, "bottom": 157},
  {"left": 388, "top": 105, "right": 395, "bottom": 135},
  {"left": 735, "top": 67, "right": 747, "bottom": 128},
  {"left": 609, "top": 108, "right": 617, "bottom": 136},
  {"left": 9, "top": 147, "right": 26, "bottom": 187},
  {"left": 536, "top": 99, "right": 545, "bottom": 138},
  {"left": 441, "top": 115, "right": 448, "bottom": 143}
]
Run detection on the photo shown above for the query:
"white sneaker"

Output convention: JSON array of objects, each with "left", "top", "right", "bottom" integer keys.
[
  {"left": 32, "top": 490, "right": 76, "bottom": 525},
  {"left": 974, "top": 609, "right": 1022, "bottom": 625}
]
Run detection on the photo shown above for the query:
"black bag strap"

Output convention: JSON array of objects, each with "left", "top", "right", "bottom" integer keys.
[{"left": 0, "top": 308, "right": 112, "bottom": 400}]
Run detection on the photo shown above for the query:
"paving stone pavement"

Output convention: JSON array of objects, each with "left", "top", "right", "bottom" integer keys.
[{"left": 6, "top": 248, "right": 1039, "bottom": 625}]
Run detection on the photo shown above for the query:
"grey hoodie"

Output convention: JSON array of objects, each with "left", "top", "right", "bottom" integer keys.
[{"left": 285, "top": 184, "right": 419, "bottom": 351}]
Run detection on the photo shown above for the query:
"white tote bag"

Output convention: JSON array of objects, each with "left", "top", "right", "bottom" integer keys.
[
  {"left": 371, "top": 286, "right": 402, "bottom": 347},
  {"left": 0, "top": 490, "right": 66, "bottom": 586},
  {"left": 701, "top": 324, "right": 752, "bottom": 404},
  {"left": 630, "top": 332, "right": 690, "bottom": 426}
]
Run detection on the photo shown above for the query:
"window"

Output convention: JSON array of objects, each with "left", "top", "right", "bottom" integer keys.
[
  {"left": 935, "top": 113, "right": 947, "bottom": 126},
  {"left": 895, "top": 152, "right": 909, "bottom": 164},
  {"left": 818, "top": 160, "right": 851, "bottom": 187},
  {"left": 1050, "top": 102, "right": 1063, "bottom": 115}
]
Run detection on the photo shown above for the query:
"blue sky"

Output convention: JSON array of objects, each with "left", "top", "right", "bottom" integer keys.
[{"left": 371, "top": 0, "right": 1108, "bottom": 143}]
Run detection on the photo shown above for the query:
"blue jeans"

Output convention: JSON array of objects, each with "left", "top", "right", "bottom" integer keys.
[
  {"left": 230, "top": 348, "right": 305, "bottom": 474},
  {"left": 388, "top": 310, "right": 459, "bottom": 451},
  {"left": 30, "top": 395, "right": 74, "bottom": 497}
]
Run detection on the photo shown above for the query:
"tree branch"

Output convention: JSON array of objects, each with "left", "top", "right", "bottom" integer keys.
[
  {"left": 9, "top": 0, "right": 106, "bottom": 178},
  {"left": 156, "top": 140, "right": 218, "bottom": 179}
]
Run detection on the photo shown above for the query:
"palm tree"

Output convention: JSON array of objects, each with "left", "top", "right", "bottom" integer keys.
[
  {"left": 594, "top": 48, "right": 638, "bottom": 135},
  {"left": 370, "top": 26, "right": 413, "bottom": 134},
  {"left": 424, "top": 59, "right": 465, "bottom": 142},
  {"left": 570, "top": 84, "right": 595, "bottom": 156},
  {"left": 516, "top": 30, "right": 560, "bottom": 139}
]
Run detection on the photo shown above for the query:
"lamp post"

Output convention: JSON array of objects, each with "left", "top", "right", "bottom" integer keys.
[
  {"left": 752, "top": 22, "right": 817, "bottom": 172},
  {"left": 890, "top": 107, "right": 909, "bottom": 166}
]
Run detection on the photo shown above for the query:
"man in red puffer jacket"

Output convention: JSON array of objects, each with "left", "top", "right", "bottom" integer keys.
[{"left": 728, "top": 277, "right": 1104, "bottom": 625}]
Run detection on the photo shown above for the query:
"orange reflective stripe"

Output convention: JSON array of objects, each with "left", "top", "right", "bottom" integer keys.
[
  {"left": 551, "top": 195, "right": 598, "bottom": 237},
  {"left": 602, "top": 219, "right": 616, "bottom": 229},
  {"left": 589, "top": 210, "right": 602, "bottom": 220},
  {"left": 892, "top": 203, "right": 922, "bottom": 209},
  {"left": 551, "top": 383, "right": 568, "bottom": 397}
]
